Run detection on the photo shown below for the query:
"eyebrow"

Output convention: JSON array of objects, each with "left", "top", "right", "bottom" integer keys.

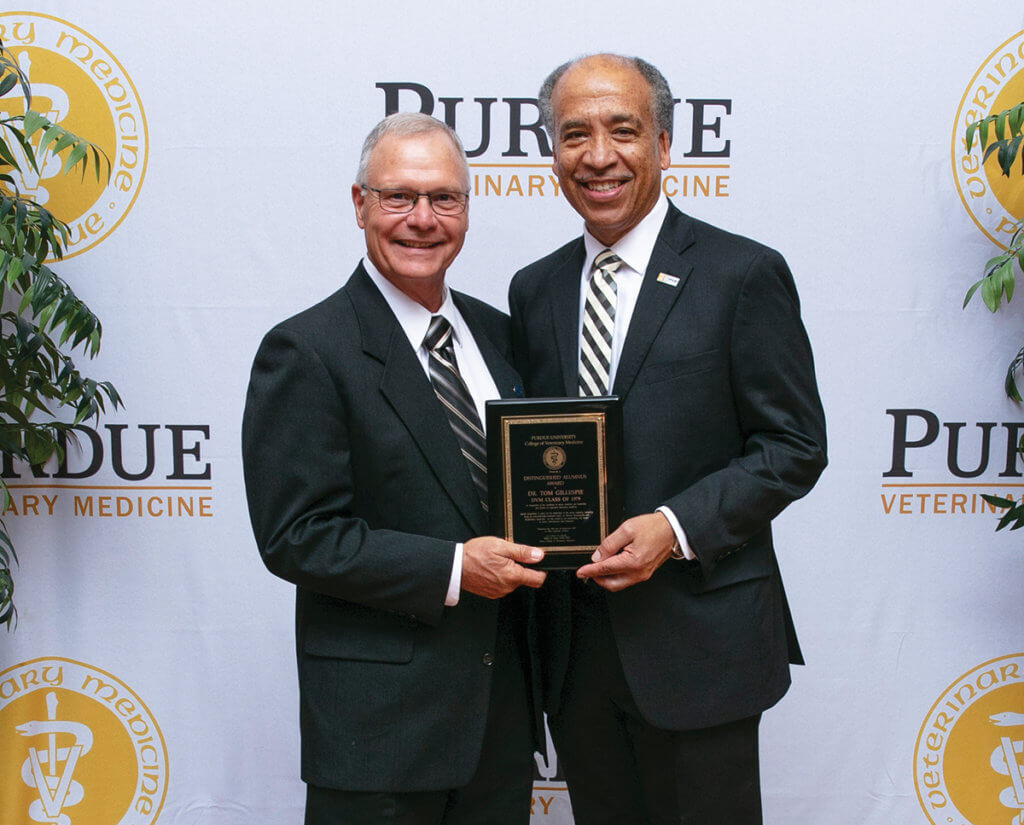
[{"left": 559, "top": 112, "right": 641, "bottom": 135}]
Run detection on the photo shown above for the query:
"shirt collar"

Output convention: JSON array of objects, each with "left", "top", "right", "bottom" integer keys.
[
  {"left": 362, "top": 256, "right": 463, "bottom": 349},
  {"left": 582, "top": 195, "right": 669, "bottom": 276}
]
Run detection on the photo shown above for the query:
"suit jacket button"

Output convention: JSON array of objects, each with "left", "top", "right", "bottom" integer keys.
[{"left": 482, "top": 653, "right": 494, "bottom": 666}]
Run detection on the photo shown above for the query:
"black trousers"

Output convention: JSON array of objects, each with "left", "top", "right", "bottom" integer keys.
[
  {"left": 304, "top": 606, "right": 534, "bottom": 825},
  {"left": 548, "top": 582, "right": 763, "bottom": 825}
]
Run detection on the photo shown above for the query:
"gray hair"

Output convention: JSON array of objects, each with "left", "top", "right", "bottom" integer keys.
[
  {"left": 537, "top": 54, "right": 674, "bottom": 146},
  {"left": 355, "top": 112, "right": 470, "bottom": 189}
]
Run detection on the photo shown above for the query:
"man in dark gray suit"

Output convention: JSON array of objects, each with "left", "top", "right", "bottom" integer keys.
[
  {"left": 243, "top": 113, "right": 545, "bottom": 825},
  {"left": 509, "top": 54, "right": 827, "bottom": 824}
]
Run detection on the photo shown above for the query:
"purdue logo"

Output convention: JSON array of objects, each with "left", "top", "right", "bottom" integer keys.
[
  {"left": 914, "top": 653, "right": 1024, "bottom": 824},
  {"left": 543, "top": 446, "right": 567, "bottom": 472},
  {"left": 0, "top": 12, "right": 147, "bottom": 258},
  {"left": 951, "top": 30, "right": 1024, "bottom": 248},
  {"left": 0, "top": 657, "right": 167, "bottom": 825}
]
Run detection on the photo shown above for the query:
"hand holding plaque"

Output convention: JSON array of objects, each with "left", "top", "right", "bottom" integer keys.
[{"left": 486, "top": 397, "right": 624, "bottom": 570}]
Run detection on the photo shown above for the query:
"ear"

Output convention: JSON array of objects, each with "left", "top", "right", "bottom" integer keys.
[
  {"left": 658, "top": 130, "right": 671, "bottom": 171},
  {"left": 352, "top": 183, "right": 367, "bottom": 229},
  {"left": 551, "top": 144, "right": 563, "bottom": 178}
]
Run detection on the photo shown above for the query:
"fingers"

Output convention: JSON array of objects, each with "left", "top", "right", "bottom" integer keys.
[
  {"left": 575, "top": 512, "right": 676, "bottom": 591},
  {"left": 461, "top": 537, "right": 547, "bottom": 599},
  {"left": 517, "top": 567, "right": 548, "bottom": 589},
  {"left": 501, "top": 542, "right": 546, "bottom": 588},
  {"left": 592, "top": 523, "right": 631, "bottom": 563},
  {"left": 504, "top": 542, "right": 546, "bottom": 566},
  {"left": 577, "top": 551, "right": 633, "bottom": 579},
  {"left": 577, "top": 552, "right": 638, "bottom": 591}
]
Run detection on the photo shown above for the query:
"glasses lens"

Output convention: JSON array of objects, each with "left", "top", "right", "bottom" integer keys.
[
  {"left": 377, "top": 189, "right": 416, "bottom": 212},
  {"left": 430, "top": 192, "right": 467, "bottom": 214}
]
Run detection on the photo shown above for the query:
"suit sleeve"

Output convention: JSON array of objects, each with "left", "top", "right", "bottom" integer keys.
[
  {"left": 241, "top": 324, "right": 454, "bottom": 625},
  {"left": 665, "top": 248, "right": 827, "bottom": 576}
]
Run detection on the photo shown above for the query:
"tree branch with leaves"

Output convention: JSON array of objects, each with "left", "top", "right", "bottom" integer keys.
[
  {"left": 0, "top": 42, "right": 121, "bottom": 626},
  {"left": 962, "top": 101, "right": 1024, "bottom": 529}
]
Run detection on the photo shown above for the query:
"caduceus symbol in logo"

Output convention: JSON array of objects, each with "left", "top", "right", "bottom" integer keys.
[
  {"left": 15, "top": 691, "right": 92, "bottom": 825},
  {"left": 0, "top": 49, "right": 70, "bottom": 205},
  {"left": 991, "top": 711, "right": 1024, "bottom": 825}
]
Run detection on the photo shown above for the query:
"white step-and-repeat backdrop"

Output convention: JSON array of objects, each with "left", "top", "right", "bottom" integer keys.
[{"left": 1, "top": 3, "right": 1023, "bottom": 824}]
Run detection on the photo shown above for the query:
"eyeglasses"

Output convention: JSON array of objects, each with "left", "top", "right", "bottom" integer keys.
[{"left": 361, "top": 186, "right": 469, "bottom": 216}]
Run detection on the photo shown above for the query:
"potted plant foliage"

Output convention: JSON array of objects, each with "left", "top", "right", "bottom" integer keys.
[
  {"left": 962, "top": 101, "right": 1024, "bottom": 529},
  {"left": 0, "top": 42, "right": 120, "bottom": 626}
]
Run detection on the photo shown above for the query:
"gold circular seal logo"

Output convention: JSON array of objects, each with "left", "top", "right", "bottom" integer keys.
[
  {"left": 0, "top": 13, "right": 147, "bottom": 258},
  {"left": 0, "top": 657, "right": 168, "bottom": 825},
  {"left": 914, "top": 653, "right": 1024, "bottom": 824},
  {"left": 952, "top": 30, "right": 1024, "bottom": 249},
  {"left": 543, "top": 446, "right": 567, "bottom": 471}
]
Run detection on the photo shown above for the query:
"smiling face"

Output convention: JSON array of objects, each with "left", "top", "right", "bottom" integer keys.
[
  {"left": 549, "top": 56, "right": 671, "bottom": 246},
  {"left": 352, "top": 130, "right": 469, "bottom": 310}
]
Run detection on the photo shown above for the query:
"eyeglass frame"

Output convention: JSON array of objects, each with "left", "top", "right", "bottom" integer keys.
[{"left": 360, "top": 185, "right": 470, "bottom": 215}]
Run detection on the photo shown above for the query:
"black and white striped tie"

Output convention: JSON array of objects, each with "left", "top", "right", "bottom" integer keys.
[
  {"left": 424, "top": 315, "right": 488, "bottom": 511},
  {"left": 579, "top": 249, "right": 621, "bottom": 397}
]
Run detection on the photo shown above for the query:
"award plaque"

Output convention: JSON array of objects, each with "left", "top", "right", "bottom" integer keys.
[{"left": 486, "top": 397, "right": 623, "bottom": 570}]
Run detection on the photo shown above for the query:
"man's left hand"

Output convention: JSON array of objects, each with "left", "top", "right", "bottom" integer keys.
[{"left": 576, "top": 512, "right": 676, "bottom": 591}]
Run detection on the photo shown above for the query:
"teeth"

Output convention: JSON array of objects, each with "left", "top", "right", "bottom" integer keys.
[
  {"left": 398, "top": 241, "right": 437, "bottom": 248},
  {"left": 585, "top": 181, "right": 621, "bottom": 192}
]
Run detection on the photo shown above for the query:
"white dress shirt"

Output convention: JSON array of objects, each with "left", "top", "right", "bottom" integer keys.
[
  {"left": 576, "top": 198, "right": 696, "bottom": 561},
  {"left": 364, "top": 259, "right": 500, "bottom": 603}
]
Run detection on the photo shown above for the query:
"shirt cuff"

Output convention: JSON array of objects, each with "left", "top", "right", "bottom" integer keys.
[
  {"left": 445, "top": 543, "right": 464, "bottom": 606},
  {"left": 656, "top": 506, "right": 697, "bottom": 561}
]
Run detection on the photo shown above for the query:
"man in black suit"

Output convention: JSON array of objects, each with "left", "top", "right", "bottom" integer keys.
[
  {"left": 243, "top": 113, "right": 546, "bottom": 825},
  {"left": 509, "top": 54, "right": 827, "bottom": 824}
]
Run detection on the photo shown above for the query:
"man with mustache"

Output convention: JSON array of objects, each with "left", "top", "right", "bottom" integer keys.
[{"left": 509, "top": 54, "right": 827, "bottom": 824}]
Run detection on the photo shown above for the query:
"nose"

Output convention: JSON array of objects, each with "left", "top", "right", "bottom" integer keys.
[
  {"left": 405, "top": 194, "right": 438, "bottom": 228},
  {"left": 583, "top": 132, "right": 616, "bottom": 170}
]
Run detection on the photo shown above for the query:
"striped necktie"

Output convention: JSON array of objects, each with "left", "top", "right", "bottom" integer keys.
[
  {"left": 579, "top": 248, "right": 622, "bottom": 397},
  {"left": 423, "top": 315, "right": 488, "bottom": 511}
]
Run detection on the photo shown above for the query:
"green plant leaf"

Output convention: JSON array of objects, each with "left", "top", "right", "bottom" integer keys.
[
  {"left": 61, "top": 143, "right": 88, "bottom": 176},
  {"left": 21, "top": 109, "right": 47, "bottom": 138},
  {"left": 997, "top": 259, "right": 1015, "bottom": 301},
  {"left": 996, "top": 111, "right": 1008, "bottom": 140},
  {"left": 985, "top": 494, "right": 1014, "bottom": 508},
  {"left": 984, "top": 253, "right": 1007, "bottom": 276},
  {"left": 964, "top": 278, "right": 984, "bottom": 308},
  {"left": 0, "top": 72, "right": 17, "bottom": 98},
  {"left": 992, "top": 498, "right": 1024, "bottom": 531},
  {"left": 1010, "top": 103, "right": 1024, "bottom": 135},
  {"left": 983, "top": 139, "right": 1004, "bottom": 164},
  {"left": 981, "top": 271, "right": 1000, "bottom": 311},
  {"left": 1007, "top": 345, "right": 1024, "bottom": 402},
  {"left": 23, "top": 427, "right": 55, "bottom": 466},
  {"left": 35, "top": 123, "right": 62, "bottom": 157},
  {"left": 966, "top": 121, "right": 978, "bottom": 151}
]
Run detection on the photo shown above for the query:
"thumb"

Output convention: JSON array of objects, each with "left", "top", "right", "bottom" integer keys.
[{"left": 504, "top": 542, "right": 545, "bottom": 564}]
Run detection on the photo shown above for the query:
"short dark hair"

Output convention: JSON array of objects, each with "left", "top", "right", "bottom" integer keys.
[{"left": 537, "top": 54, "right": 674, "bottom": 146}]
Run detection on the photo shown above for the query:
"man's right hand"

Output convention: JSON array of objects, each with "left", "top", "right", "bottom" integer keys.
[{"left": 462, "top": 538, "right": 546, "bottom": 599}]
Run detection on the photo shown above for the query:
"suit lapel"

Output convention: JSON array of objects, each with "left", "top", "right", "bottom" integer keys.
[
  {"left": 347, "top": 267, "right": 488, "bottom": 534},
  {"left": 454, "top": 293, "right": 521, "bottom": 400},
  {"left": 612, "top": 205, "right": 696, "bottom": 399},
  {"left": 545, "top": 240, "right": 587, "bottom": 396}
]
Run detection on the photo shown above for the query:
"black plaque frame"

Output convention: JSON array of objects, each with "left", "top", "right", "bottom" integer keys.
[{"left": 486, "top": 397, "right": 624, "bottom": 570}]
